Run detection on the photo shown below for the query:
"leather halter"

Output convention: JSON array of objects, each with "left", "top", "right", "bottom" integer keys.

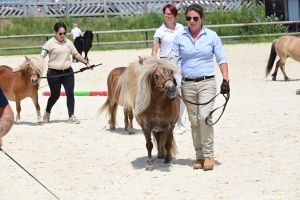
[
  {"left": 154, "top": 78, "right": 173, "bottom": 92},
  {"left": 25, "top": 65, "right": 40, "bottom": 79}
]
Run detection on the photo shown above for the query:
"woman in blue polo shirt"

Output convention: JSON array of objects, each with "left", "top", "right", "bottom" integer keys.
[{"left": 171, "top": 4, "right": 230, "bottom": 171}]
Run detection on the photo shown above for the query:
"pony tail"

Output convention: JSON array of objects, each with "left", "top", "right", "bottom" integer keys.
[{"left": 265, "top": 40, "right": 277, "bottom": 77}]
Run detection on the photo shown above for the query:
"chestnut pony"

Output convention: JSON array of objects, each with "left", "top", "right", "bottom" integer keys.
[
  {"left": 0, "top": 56, "right": 46, "bottom": 123},
  {"left": 117, "top": 56, "right": 180, "bottom": 169},
  {"left": 265, "top": 35, "right": 300, "bottom": 81},
  {"left": 98, "top": 57, "right": 145, "bottom": 134}
]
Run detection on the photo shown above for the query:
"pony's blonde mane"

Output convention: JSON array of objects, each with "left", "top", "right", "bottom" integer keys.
[
  {"left": 116, "top": 56, "right": 145, "bottom": 109},
  {"left": 134, "top": 57, "right": 179, "bottom": 115},
  {"left": 13, "top": 56, "right": 47, "bottom": 77}
]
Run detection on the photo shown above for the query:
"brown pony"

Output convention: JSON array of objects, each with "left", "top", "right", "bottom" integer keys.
[
  {"left": 98, "top": 57, "right": 144, "bottom": 134},
  {"left": 0, "top": 56, "right": 46, "bottom": 123},
  {"left": 117, "top": 56, "right": 180, "bottom": 170},
  {"left": 265, "top": 35, "right": 300, "bottom": 81}
]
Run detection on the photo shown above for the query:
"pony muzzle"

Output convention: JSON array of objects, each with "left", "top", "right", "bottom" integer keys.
[
  {"left": 30, "top": 77, "right": 39, "bottom": 85},
  {"left": 164, "top": 84, "right": 177, "bottom": 98}
]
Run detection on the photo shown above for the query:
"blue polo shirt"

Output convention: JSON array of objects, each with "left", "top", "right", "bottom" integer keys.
[
  {"left": 0, "top": 88, "right": 8, "bottom": 107},
  {"left": 171, "top": 26, "right": 227, "bottom": 78}
]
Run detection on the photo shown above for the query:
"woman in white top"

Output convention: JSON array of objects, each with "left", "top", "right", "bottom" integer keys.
[{"left": 151, "top": 4, "right": 186, "bottom": 134}]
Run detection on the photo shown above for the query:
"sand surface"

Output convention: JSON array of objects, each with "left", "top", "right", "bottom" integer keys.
[{"left": 0, "top": 43, "right": 299, "bottom": 199}]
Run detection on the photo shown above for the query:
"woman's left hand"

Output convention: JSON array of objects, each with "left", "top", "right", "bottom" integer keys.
[{"left": 86, "top": 62, "right": 93, "bottom": 70}]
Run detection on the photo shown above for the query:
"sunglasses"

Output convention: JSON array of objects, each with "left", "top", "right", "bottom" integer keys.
[
  {"left": 58, "top": 32, "right": 66, "bottom": 36},
  {"left": 186, "top": 16, "right": 199, "bottom": 21}
]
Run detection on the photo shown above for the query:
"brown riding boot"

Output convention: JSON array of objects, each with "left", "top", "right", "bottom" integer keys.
[
  {"left": 203, "top": 157, "right": 214, "bottom": 171},
  {"left": 193, "top": 159, "right": 204, "bottom": 169}
]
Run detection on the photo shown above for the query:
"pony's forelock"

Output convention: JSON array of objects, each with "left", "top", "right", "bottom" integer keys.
[{"left": 12, "top": 56, "right": 47, "bottom": 76}]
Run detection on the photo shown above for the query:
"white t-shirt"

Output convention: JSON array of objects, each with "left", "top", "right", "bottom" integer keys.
[
  {"left": 71, "top": 27, "right": 82, "bottom": 40},
  {"left": 153, "top": 22, "right": 184, "bottom": 58}
]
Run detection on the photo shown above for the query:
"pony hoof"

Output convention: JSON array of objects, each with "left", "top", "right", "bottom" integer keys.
[
  {"left": 145, "top": 164, "right": 154, "bottom": 171},
  {"left": 272, "top": 77, "right": 276, "bottom": 81},
  {"left": 128, "top": 129, "right": 134, "bottom": 134},
  {"left": 16, "top": 119, "right": 21, "bottom": 124},
  {"left": 157, "top": 155, "right": 164, "bottom": 159}
]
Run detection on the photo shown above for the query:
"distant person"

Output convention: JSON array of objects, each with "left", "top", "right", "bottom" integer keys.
[
  {"left": 0, "top": 87, "right": 14, "bottom": 147},
  {"left": 41, "top": 22, "right": 93, "bottom": 124},
  {"left": 71, "top": 23, "right": 83, "bottom": 42},
  {"left": 151, "top": 3, "right": 186, "bottom": 135}
]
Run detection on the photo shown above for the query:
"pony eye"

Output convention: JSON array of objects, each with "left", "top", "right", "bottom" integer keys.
[{"left": 155, "top": 74, "right": 160, "bottom": 79}]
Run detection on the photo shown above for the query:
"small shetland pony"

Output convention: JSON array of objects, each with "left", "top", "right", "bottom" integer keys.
[
  {"left": 0, "top": 56, "right": 46, "bottom": 123},
  {"left": 98, "top": 57, "right": 145, "bottom": 134},
  {"left": 74, "top": 30, "right": 93, "bottom": 62},
  {"left": 265, "top": 35, "right": 300, "bottom": 81},
  {"left": 117, "top": 57, "right": 180, "bottom": 169}
]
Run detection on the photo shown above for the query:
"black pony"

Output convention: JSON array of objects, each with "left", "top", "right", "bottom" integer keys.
[{"left": 73, "top": 30, "right": 93, "bottom": 62}]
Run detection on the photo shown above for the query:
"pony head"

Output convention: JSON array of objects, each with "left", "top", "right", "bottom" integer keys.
[
  {"left": 13, "top": 56, "right": 46, "bottom": 85},
  {"left": 135, "top": 57, "right": 179, "bottom": 115}
]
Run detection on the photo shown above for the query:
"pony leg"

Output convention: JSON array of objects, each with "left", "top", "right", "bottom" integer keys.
[
  {"left": 84, "top": 51, "right": 89, "bottom": 61},
  {"left": 164, "top": 130, "right": 174, "bottom": 164},
  {"left": 31, "top": 95, "right": 42, "bottom": 123},
  {"left": 108, "top": 102, "right": 118, "bottom": 130},
  {"left": 271, "top": 60, "right": 282, "bottom": 81},
  {"left": 152, "top": 131, "right": 165, "bottom": 159},
  {"left": 280, "top": 63, "right": 290, "bottom": 81},
  {"left": 143, "top": 129, "right": 154, "bottom": 170},
  {"left": 123, "top": 108, "right": 129, "bottom": 131},
  {"left": 127, "top": 109, "right": 134, "bottom": 134},
  {"left": 15, "top": 99, "right": 21, "bottom": 123}
]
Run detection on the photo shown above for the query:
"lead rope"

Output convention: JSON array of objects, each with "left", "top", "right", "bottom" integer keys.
[
  {"left": 0, "top": 148, "right": 60, "bottom": 200},
  {"left": 177, "top": 92, "right": 230, "bottom": 126}
]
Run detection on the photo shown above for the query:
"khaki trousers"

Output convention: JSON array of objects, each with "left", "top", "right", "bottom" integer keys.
[{"left": 181, "top": 78, "right": 216, "bottom": 159}]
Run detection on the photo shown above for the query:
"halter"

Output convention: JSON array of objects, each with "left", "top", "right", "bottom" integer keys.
[
  {"left": 154, "top": 78, "right": 173, "bottom": 92},
  {"left": 25, "top": 64, "right": 40, "bottom": 79},
  {"left": 154, "top": 68, "right": 177, "bottom": 92}
]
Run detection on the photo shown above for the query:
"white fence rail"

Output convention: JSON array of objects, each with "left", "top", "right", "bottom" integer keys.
[
  {"left": 0, "top": 0, "right": 264, "bottom": 18},
  {"left": 0, "top": 20, "right": 299, "bottom": 51}
]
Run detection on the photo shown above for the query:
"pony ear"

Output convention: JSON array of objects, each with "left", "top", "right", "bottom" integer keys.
[
  {"left": 25, "top": 56, "right": 29, "bottom": 61},
  {"left": 138, "top": 56, "right": 145, "bottom": 65}
]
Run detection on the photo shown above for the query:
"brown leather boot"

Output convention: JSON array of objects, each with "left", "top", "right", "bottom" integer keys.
[
  {"left": 203, "top": 157, "right": 214, "bottom": 171},
  {"left": 193, "top": 159, "right": 204, "bottom": 169}
]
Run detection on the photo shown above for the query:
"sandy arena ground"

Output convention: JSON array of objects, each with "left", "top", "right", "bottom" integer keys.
[{"left": 0, "top": 43, "right": 299, "bottom": 200}]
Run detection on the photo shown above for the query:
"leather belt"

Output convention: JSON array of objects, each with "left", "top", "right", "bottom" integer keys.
[{"left": 182, "top": 75, "right": 215, "bottom": 82}]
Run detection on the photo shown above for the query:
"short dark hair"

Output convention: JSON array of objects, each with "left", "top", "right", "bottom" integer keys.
[
  {"left": 163, "top": 4, "right": 178, "bottom": 17},
  {"left": 54, "top": 22, "right": 67, "bottom": 32},
  {"left": 186, "top": 4, "right": 204, "bottom": 18}
]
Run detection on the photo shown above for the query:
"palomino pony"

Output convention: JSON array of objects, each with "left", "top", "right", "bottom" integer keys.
[
  {"left": 117, "top": 57, "right": 180, "bottom": 169},
  {"left": 98, "top": 56, "right": 145, "bottom": 134},
  {"left": 265, "top": 35, "right": 300, "bottom": 81},
  {"left": 0, "top": 56, "right": 46, "bottom": 123},
  {"left": 74, "top": 30, "right": 93, "bottom": 62}
]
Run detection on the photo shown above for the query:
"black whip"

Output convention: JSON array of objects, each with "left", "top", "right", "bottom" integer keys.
[
  {"left": 40, "top": 63, "right": 102, "bottom": 79},
  {"left": 0, "top": 148, "right": 60, "bottom": 200}
]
